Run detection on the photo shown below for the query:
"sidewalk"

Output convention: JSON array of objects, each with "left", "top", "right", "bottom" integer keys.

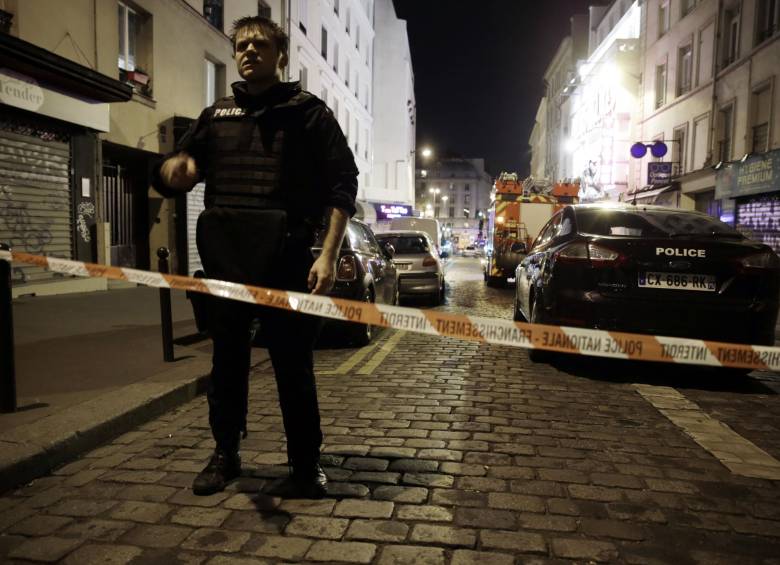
[{"left": 0, "top": 284, "right": 270, "bottom": 492}]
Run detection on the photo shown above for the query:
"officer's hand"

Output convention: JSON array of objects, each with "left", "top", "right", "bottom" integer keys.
[
  {"left": 160, "top": 152, "right": 198, "bottom": 190},
  {"left": 308, "top": 255, "right": 335, "bottom": 295}
]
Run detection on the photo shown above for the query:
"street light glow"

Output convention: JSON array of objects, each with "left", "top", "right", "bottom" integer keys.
[{"left": 421, "top": 147, "right": 432, "bottom": 158}]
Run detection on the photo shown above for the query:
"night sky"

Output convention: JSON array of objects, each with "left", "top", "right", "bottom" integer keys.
[{"left": 392, "top": 0, "right": 599, "bottom": 177}]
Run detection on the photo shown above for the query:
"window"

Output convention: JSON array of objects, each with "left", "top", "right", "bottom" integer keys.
[
  {"left": 356, "top": 25, "right": 360, "bottom": 49},
  {"left": 298, "top": 0, "right": 308, "bottom": 34},
  {"left": 655, "top": 63, "right": 667, "bottom": 109},
  {"left": 333, "top": 97, "right": 339, "bottom": 122},
  {"left": 204, "top": 59, "right": 225, "bottom": 106},
  {"left": 346, "top": 7, "right": 351, "bottom": 34},
  {"left": 321, "top": 85, "right": 328, "bottom": 105},
  {"left": 299, "top": 64, "right": 308, "bottom": 89},
  {"left": 756, "top": 0, "right": 780, "bottom": 43},
  {"left": 692, "top": 113, "right": 710, "bottom": 170},
  {"left": 673, "top": 125, "right": 688, "bottom": 175},
  {"left": 203, "top": 0, "right": 223, "bottom": 30},
  {"left": 464, "top": 194, "right": 471, "bottom": 204},
  {"left": 118, "top": 2, "right": 138, "bottom": 71},
  {"left": 345, "top": 108, "right": 350, "bottom": 141},
  {"left": 354, "top": 74, "right": 359, "bottom": 98},
  {"left": 681, "top": 0, "right": 696, "bottom": 17},
  {"left": 321, "top": 26, "right": 328, "bottom": 60},
  {"left": 334, "top": 0, "right": 339, "bottom": 15},
  {"left": 658, "top": 0, "right": 670, "bottom": 37},
  {"left": 449, "top": 207, "right": 455, "bottom": 217},
  {"left": 696, "top": 23, "right": 715, "bottom": 86},
  {"left": 677, "top": 44, "right": 693, "bottom": 95},
  {"left": 333, "top": 42, "right": 339, "bottom": 73},
  {"left": 258, "top": 0, "right": 271, "bottom": 18},
  {"left": 718, "top": 104, "right": 734, "bottom": 161},
  {"left": 345, "top": 58, "right": 350, "bottom": 87},
  {"left": 364, "top": 128, "right": 368, "bottom": 159},
  {"left": 752, "top": 86, "right": 772, "bottom": 153},
  {"left": 723, "top": 8, "right": 740, "bottom": 67},
  {"left": 465, "top": 184, "right": 471, "bottom": 191}
]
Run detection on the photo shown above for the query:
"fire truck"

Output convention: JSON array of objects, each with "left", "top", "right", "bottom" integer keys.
[{"left": 483, "top": 173, "right": 578, "bottom": 287}]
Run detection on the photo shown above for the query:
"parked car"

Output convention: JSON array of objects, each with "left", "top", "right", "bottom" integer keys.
[
  {"left": 312, "top": 219, "right": 399, "bottom": 345},
  {"left": 462, "top": 245, "right": 479, "bottom": 257},
  {"left": 514, "top": 203, "right": 780, "bottom": 362},
  {"left": 190, "top": 219, "right": 398, "bottom": 347},
  {"left": 375, "top": 230, "right": 445, "bottom": 305}
]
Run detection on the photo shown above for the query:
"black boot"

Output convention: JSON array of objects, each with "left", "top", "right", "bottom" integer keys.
[
  {"left": 291, "top": 462, "right": 328, "bottom": 499},
  {"left": 192, "top": 449, "right": 241, "bottom": 496}
]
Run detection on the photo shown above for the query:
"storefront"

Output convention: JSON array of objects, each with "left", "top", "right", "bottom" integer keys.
[
  {"left": 0, "top": 33, "right": 131, "bottom": 295},
  {"left": 716, "top": 149, "right": 780, "bottom": 252}
]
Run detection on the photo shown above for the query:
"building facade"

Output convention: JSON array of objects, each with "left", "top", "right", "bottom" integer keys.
[
  {"left": 635, "top": 0, "right": 780, "bottom": 252},
  {"left": 568, "top": 0, "right": 642, "bottom": 202},
  {"left": 529, "top": 97, "right": 548, "bottom": 180},
  {"left": 415, "top": 158, "right": 493, "bottom": 247},
  {"left": 543, "top": 15, "right": 589, "bottom": 184},
  {"left": 288, "top": 0, "right": 415, "bottom": 228},
  {"left": 2, "top": 0, "right": 416, "bottom": 293}
]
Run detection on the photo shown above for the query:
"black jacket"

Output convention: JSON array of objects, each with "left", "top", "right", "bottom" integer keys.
[{"left": 152, "top": 80, "right": 358, "bottom": 225}]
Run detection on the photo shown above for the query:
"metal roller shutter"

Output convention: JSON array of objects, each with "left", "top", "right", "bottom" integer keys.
[
  {"left": 0, "top": 127, "right": 72, "bottom": 285},
  {"left": 186, "top": 182, "right": 206, "bottom": 276},
  {"left": 736, "top": 193, "right": 780, "bottom": 254}
]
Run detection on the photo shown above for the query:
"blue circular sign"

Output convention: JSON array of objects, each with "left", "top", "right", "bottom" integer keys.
[
  {"left": 630, "top": 142, "right": 648, "bottom": 159},
  {"left": 651, "top": 141, "right": 668, "bottom": 158}
]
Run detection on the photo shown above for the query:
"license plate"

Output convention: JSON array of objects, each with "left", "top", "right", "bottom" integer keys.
[
  {"left": 397, "top": 264, "right": 412, "bottom": 271},
  {"left": 638, "top": 272, "right": 716, "bottom": 291}
]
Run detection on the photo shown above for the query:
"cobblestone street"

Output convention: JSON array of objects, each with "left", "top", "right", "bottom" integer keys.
[{"left": 2, "top": 257, "right": 780, "bottom": 564}]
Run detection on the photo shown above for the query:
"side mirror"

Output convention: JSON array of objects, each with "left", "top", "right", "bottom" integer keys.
[
  {"left": 383, "top": 242, "right": 395, "bottom": 258},
  {"left": 510, "top": 242, "right": 527, "bottom": 254}
]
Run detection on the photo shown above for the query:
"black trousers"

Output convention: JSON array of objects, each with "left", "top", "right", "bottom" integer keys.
[{"left": 206, "top": 242, "right": 323, "bottom": 467}]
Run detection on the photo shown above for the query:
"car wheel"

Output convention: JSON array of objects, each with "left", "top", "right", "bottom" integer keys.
[
  {"left": 528, "top": 298, "right": 552, "bottom": 363},
  {"left": 352, "top": 288, "right": 374, "bottom": 346}
]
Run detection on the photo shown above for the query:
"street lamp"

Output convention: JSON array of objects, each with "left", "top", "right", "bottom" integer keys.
[{"left": 421, "top": 147, "right": 433, "bottom": 159}]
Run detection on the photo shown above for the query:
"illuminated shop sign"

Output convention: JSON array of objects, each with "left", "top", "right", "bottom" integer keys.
[
  {"left": 716, "top": 150, "right": 780, "bottom": 199},
  {"left": 374, "top": 204, "right": 412, "bottom": 219}
]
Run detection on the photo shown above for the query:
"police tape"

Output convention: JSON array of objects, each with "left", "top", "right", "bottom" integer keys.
[{"left": 3, "top": 249, "right": 780, "bottom": 372}]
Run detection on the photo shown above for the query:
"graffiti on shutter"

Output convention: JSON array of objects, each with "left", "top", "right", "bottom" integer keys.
[{"left": 0, "top": 128, "right": 72, "bottom": 285}]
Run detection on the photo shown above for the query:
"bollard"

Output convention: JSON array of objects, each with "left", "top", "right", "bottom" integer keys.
[
  {"left": 157, "top": 247, "right": 174, "bottom": 362},
  {"left": 0, "top": 243, "right": 16, "bottom": 412}
]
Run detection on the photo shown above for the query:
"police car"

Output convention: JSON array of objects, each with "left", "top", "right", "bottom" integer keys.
[{"left": 514, "top": 203, "right": 780, "bottom": 358}]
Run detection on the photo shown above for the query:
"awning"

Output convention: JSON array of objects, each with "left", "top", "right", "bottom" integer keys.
[
  {"left": 0, "top": 32, "right": 132, "bottom": 103},
  {"left": 623, "top": 183, "right": 679, "bottom": 204}
]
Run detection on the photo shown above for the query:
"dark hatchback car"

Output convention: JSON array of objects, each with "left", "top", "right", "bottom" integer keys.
[
  {"left": 514, "top": 203, "right": 780, "bottom": 355},
  {"left": 313, "top": 218, "right": 399, "bottom": 345}
]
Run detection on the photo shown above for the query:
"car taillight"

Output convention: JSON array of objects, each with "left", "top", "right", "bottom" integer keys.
[
  {"left": 738, "top": 251, "right": 780, "bottom": 269},
  {"left": 587, "top": 243, "right": 620, "bottom": 266},
  {"left": 553, "top": 242, "right": 620, "bottom": 266},
  {"left": 336, "top": 256, "right": 357, "bottom": 281},
  {"left": 422, "top": 256, "right": 438, "bottom": 267},
  {"left": 554, "top": 242, "right": 589, "bottom": 262}
]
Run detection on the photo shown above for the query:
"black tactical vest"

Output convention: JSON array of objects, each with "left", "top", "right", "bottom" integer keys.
[{"left": 204, "top": 97, "right": 286, "bottom": 210}]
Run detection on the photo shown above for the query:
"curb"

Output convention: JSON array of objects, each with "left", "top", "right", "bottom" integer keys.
[{"left": 0, "top": 355, "right": 213, "bottom": 494}]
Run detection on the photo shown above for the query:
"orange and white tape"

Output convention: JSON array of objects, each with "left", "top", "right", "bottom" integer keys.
[{"left": 3, "top": 249, "right": 779, "bottom": 372}]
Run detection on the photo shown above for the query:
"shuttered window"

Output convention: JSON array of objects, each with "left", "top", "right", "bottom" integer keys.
[
  {"left": 0, "top": 128, "right": 72, "bottom": 285},
  {"left": 186, "top": 183, "right": 206, "bottom": 276}
]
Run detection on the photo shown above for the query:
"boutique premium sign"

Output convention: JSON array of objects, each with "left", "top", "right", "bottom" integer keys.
[
  {"left": 716, "top": 150, "right": 780, "bottom": 199},
  {"left": 648, "top": 162, "right": 673, "bottom": 186}
]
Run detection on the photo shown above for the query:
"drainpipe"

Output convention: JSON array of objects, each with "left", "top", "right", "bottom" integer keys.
[{"left": 709, "top": 0, "right": 723, "bottom": 166}]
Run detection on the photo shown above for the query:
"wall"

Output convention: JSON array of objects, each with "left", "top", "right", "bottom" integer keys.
[{"left": 369, "top": 0, "right": 415, "bottom": 206}]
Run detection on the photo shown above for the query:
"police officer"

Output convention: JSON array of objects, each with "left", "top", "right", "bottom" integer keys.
[{"left": 153, "top": 16, "right": 357, "bottom": 498}]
